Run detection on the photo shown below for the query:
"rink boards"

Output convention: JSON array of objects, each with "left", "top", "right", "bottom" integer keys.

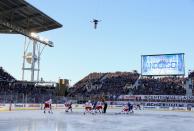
[{"left": 0, "top": 103, "right": 193, "bottom": 112}]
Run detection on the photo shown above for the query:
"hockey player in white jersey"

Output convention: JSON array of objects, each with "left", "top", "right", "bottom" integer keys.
[{"left": 84, "top": 100, "right": 93, "bottom": 115}]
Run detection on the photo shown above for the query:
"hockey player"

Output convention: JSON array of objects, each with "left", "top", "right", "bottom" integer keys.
[
  {"left": 135, "top": 103, "right": 141, "bottom": 110},
  {"left": 44, "top": 99, "right": 53, "bottom": 114},
  {"left": 92, "top": 100, "right": 97, "bottom": 110},
  {"left": 95, "top": 101, "right": 103, "bottom": 113},
  {"left": 103, "top": 101, "right": 108, "bottom": 113},
  {"left": 127, "top": 101, "right": 134, "bottom": 113},
  {"left": 84, "top": 100, "right": 93, "bottom": 115},
  {"left": 117, "top": 102, "right": 134, "bottom": 115},
  {"left": 65, "top": 101, "right": 73, "bottom": 112},
  {"left": 121, "top": 104, "right": 130, "bottom": 114}
]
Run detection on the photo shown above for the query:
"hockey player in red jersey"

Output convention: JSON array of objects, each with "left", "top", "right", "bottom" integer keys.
[{"left": 44, "top": 99, "right": 53, "bottom": 114}]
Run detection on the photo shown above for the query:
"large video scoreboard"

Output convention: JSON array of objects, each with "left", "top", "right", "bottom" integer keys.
[{"left": 141, "top": 53, "right": 185, "bottom": 76}]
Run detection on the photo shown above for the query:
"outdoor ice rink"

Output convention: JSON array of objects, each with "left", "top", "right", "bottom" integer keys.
[{"left": 0, "top": 109, "right": 194, "bottom": 131}]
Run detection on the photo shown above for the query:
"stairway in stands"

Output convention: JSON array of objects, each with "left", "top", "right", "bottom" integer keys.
[{"left": 127, "top": 75, "right": 141, "bottom": 95}]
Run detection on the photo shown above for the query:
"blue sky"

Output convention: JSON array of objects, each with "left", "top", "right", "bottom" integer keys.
[{"left": 1, "top": 0, "right": 194, "bottom": 84}]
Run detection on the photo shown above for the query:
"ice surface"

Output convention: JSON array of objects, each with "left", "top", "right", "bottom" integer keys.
[{"left": 0, "top": 109, "right": 194, "bottom": 131}]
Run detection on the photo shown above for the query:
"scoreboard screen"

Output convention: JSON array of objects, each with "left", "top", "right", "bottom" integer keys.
[{"left": 141, "top": 53, "right": 185, "bottom": 76}]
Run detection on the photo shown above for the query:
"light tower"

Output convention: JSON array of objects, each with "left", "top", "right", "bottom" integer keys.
[
  {"left": 0, "top": 0, "right": 62, "bottom": 82},
  {"left": 22, "top": 33, "right": 54, "bottom": 82}
]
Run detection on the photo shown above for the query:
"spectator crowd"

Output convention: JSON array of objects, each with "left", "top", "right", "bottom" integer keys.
[
  {"left": 0, "top": 67, "right": 58, "bottom": 103},
  {"left": 70, "top": 73, "right": 187, "bottom": 100},
  {"left": 132, "top": 77, "right": 186, "bottom": 95},
  {"left": 0, "top": 66, "right": 189, "bottom": 103},
  {"left": 69, "top": 72, "right": 140, "bottom": 100}
]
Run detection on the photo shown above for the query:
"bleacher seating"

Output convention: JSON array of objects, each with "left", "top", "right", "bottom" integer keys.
[
  {"left": 69, "top": 72, "right": 140, "bottom": 99},
  {"left": 132, "top": 77, "right": 186, "bottom": 95},
  {"left": 0, "top": 66, "right": 58, "bottom": 103},
  {"left": 0, "top": 66, "right": 188, "bottom": 103},
  {"left": 0, "top": 67, "right": 15, "bottom": 82},
  {"left": 70, "top": 73, "right": 187, "bottom": 99}
]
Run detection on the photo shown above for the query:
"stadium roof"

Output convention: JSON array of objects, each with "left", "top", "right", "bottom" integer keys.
[{"left": 0, "top": 0, "right": 62, "bottom": 33}]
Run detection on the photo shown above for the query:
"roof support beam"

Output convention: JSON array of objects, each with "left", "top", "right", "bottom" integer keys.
[
  {"left": 28, "top": 23, "right": 56, "bottom": 32},
  {"left": 14, "top": 14, "right": 42, "bottom": 23},
  {"left": 0, "top": 5, "right": 27, "bottom": 16},
  {"left": 0, "top": 18, "right": 54, "bottom": 47}
]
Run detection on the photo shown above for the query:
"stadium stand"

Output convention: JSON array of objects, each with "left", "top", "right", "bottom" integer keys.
[
  {"left": 189, "top": 71, "right": 194, "bottom": 78},
  {"left": 0, "top": 67, "right": 15, "bottom": 82},
  {"left": 0, "top": 81, "right": 58, "bottom": 103},
  {"left": 0, "top": 67, "right": 188, "bottom": 103},
  {"left": 69, "top": 72, "right": 140, "bottom": 100},
  {"left": 132, "top": 77, "right": 186, "bottom": 95},
  {"left": 69, "top": 73, "right": 187, "bottom": 100},
  {"left": 0, "top": 67, "right": 59, "bottom": 103}
]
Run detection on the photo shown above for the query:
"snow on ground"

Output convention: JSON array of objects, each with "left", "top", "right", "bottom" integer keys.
[{"left": 0, "top": 109, "right": 194, "bottom": 131}]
